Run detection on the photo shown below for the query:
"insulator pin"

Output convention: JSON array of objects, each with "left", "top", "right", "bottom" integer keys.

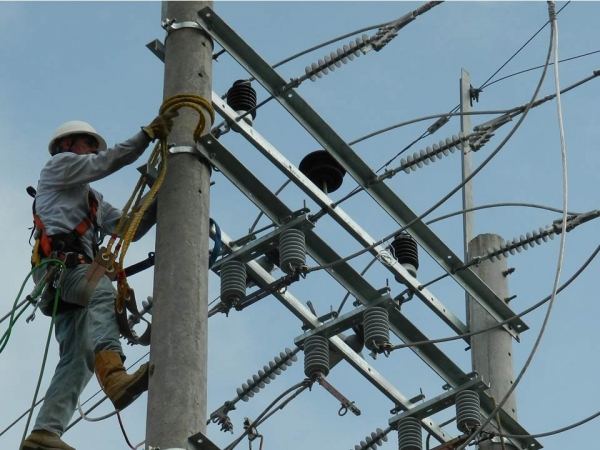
[
  {"left": 279, "top": 229, "right": 306, "bottom": 274},
  {"left": 303, "top": 335, "right": 330, "bottom": 379},
  {"left": 397, "top": 417, "right": 422, "bottom": 450},
  {"left": 220, "top": 261, "right": 246, "bottom": 306},
  {"left": 363, "top": 306, "right": 390, "bottom": 352},
  {"left": 456, "top": 390, "right": 481, "bottom": 433}
]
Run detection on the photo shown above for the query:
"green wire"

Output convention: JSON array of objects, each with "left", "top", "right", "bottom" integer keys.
[
  {"left": 0, "top": 259, "right": 64, "bottom": 354},
  {"left": 0, "top": 302, "right": 30, "bottom": 351},
  {"left": 21, "top": 261, "right": 64, "bottom": 442}
]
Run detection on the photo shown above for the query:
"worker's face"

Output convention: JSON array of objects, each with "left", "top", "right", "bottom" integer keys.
[{"left": 62, "top": 134, "right": 99, "bottom": 155}]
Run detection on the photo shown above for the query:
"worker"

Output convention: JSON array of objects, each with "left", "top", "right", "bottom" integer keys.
[{"left": 21, "top": 110, "right": 177, "bottom": 450}]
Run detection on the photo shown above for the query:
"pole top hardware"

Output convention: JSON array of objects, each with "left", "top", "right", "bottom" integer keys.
[
  {"left": 161, "top": 18, "right": 214, "bottom": 49},
  {"left": 169, "top": 145, "right": 198, "bottom": 155}
]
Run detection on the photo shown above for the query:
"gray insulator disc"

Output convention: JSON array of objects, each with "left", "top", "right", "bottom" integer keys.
[
  {"left": 220, "top": 261, "right": 246, "bottom": 306},
  {"left": 528, "top": 232, "right": 537, "bottom": 247},
  {"left": 427, "top": 147, "right": 437, "bottom": 163},
  {"left": 456, "top": 390, "right": 482, "bottom": 432},
  {"left": 401, "top": 158, "right": 411, "bottom": 174},
  {"left": 279, "top": 229, "right": 306, "bottom": 274},
  {"left": 286, "top": 348, "right": 299, "bottom": 362},
  {"left": 304, "top": 335, "right": 330, "bottom": 378},
  {"left": 398, "top": 417, "right": 422, "bottom": 450},
  {"left": 363, "top": 306, "right": 390, "bottom": 351},
  {"left": 344, "top": 44, "right": 354, "bottom": 61}
]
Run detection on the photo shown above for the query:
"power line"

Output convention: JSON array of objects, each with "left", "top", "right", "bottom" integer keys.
[
  {"left": 479, "top": 1, "right": 571, "bottom": 90},
  {"left": 425, "top": 202, "right": 582, "bottom": 226},
  {"left": 224, "top": 380, "right": 309, "bottom": 450},
  {"left": 390, "top": 241, "right": 600, "bottom": 351},
  {"left": 484, "top": 48, "right": 600, "bottom": 88},
  {"left": 457, "top": 6, "right": 566, "bottom": 447},
  {"left": 304, "top": 15, "right": 554, "bottom": 275},
  {"left": 498, "top": 409, "right": 600, "bottom": 439},
  {"left": 362, "top": 1, "right": 570, "bottom": 174},
  {"left": 0, "top": 352, "right": 150, "bottom": 438}
]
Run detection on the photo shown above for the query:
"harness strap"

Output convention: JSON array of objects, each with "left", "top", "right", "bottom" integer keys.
[
  {"left": 31, "top": 190, "right": 99, "bottom": 266},
  {"left": 78, "top": 246, "right": 117, "bottom": 307}
]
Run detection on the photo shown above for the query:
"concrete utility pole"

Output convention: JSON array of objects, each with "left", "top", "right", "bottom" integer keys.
[
  {"left": 468, "top": 234, "right": 518, "bottom": 450},
  {"left": 146, "top": 2, "right": 213, "bottom": 449},
  {"left": 460, "top": 69, "right": 475, "bottom": 260}
]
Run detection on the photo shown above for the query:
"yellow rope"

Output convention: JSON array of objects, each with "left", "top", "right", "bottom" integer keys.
[
  {"left": 159, "top": 94, "right": 215, "bottom": 142},
  {"left": 491, "top": 396, "right": 508, "bottom": 450},
  {"left": 106, "top": 94, "right": 215, "bottom": 310}
]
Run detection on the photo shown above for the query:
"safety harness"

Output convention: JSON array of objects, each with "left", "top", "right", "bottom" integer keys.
[
  {"left": 26, "top": 94, "right": 215, "bottom": 345},
  {"left": 29, "top": 187, "right": 99, "bottom": 315},
  {"left": 30, "top": 188, "right": 99, "bottom": 267}
]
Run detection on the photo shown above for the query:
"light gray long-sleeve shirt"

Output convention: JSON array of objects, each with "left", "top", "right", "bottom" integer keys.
[{"left": 35, "top": 131, "right": 155, "bottom": 260}]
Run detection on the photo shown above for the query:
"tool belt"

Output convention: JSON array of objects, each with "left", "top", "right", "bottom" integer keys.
[{"left": 39, "top": 251, "right": 92, "bottom": 317}]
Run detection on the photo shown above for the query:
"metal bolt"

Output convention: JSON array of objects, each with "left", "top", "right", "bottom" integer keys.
[
  {"left": 502, "top": 267, "right": 516, "bottom": 277},
  {"left": 504, "top": 295, "right": 517, "bottom": 304}
]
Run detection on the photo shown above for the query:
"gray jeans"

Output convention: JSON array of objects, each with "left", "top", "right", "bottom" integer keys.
[{"left": 34, "top": 264, "right": 123, "bottom": 436}]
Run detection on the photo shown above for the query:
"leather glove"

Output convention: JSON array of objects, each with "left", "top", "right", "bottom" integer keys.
[{"left": 142, "top": 110, "right": 178, "bottom": 141}]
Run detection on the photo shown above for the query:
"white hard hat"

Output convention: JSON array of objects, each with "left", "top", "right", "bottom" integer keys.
[{"left": 48, "top": 120, "right": 107, "bottom": 155}]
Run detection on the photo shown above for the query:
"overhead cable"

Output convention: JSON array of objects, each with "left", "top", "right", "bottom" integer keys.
[
  {"left": 497, "top": 409, "right": 600, "bottom": 439},
  {"left": 217, "top": 1, "right": 443, "bottom": 125},
  {"left": 426, "top": 202, "right": 582, "bottom": 226},
  {"left": 484, "top": 48, "right": 600, "bottom": 88},
  {"left": 224, "top": 380, "right": 310, "bottom": 450},
  {"left": 456, "top": 5, "right": 566, "bottom": 448},
  {"left": 390, "top": 241, "right": 600, "bottom": 351},
  {"left": 304, "top": 8, "right": 555, "bottom": 275},
  {"left": 365, "top": 1, "right": 570, "bottom": 171}
]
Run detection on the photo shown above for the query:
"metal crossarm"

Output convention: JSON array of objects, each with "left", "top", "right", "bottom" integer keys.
[
  {"left": 210, "top": 92, "right": 470, "bottom": 339},
  {"left": 198, "top": 135, "right": 468, "bottom": 387},
  {"left": 216, "top": 227, "right": 455, "bottom": 445},
  {"left": 197, "top": 6, "right": 528, "bottom": 339}
]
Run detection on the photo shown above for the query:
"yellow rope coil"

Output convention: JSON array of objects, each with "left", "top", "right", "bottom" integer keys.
[
  {"left": 160, "top": 94, "right": 215, "bottom": 142},
  {"left": 105, "top": 94, "right": 215, "bottom": 311}
]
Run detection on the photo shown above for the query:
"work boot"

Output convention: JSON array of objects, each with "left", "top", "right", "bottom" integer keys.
[
  {"left": 94, "top": 350, "right": 149, "bottom": 410},
  {"left": 21, "top": 430, "right": 75, "bottom": 450}
]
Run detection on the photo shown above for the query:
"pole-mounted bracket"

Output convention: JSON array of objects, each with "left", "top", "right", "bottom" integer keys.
[
  {"left": 210, "top": 212, "right": 314, "bottom": 273},
  {"left": 169, "top": 145, "right": 200, "bottom": 156},
  {"left": 188, "top": 430, "right": 221, "bottom": 450},
  {"left": 294, "top": 292, "right": 393, "bottom": 348},
  {"left": 146, "top": 39, "right": 166, "bottom": 63},
  {"left": 147, "top": 431, "right": 220, "bottom": 450},
  {"left": 162, "top": 18, "right": 214, "bottom": 50},
  {"left": 388, "top": 374, "right": 488, "bottom": 428}
]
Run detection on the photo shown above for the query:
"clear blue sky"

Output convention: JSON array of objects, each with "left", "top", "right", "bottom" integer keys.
[{"left": 1, "top": 2, "right": 599, "bottom": 450}]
